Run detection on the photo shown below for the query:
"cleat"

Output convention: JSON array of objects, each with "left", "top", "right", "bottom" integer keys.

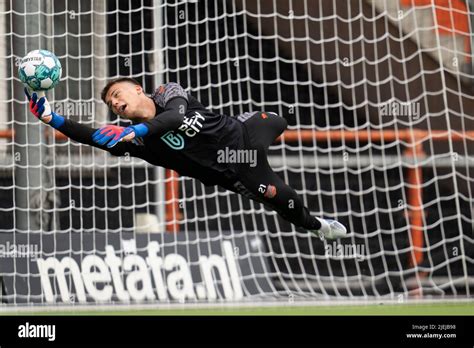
[{"left": 310, "top": 218, "right": 348, "bottom": 240}]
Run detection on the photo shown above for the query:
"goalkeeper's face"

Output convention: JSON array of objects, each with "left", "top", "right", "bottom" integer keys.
[{"left": 104, "top": 81, "right": 147, "bottom": 121}]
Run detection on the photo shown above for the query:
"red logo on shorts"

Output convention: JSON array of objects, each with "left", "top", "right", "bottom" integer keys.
[{"left": 264, "top": 185, "right": 277, "bottom": 198}]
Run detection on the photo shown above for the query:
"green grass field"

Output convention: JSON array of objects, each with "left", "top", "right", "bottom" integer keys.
[{"left": 5, "top": 302, "right": 474, "bottom": 316}]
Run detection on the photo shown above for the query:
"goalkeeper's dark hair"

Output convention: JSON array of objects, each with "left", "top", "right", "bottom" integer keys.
[{"left": 101, "top": 77, "right": 142, "bottom": 103}]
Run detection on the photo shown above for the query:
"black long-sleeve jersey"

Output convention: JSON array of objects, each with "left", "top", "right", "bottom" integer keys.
[{"left": 56, "top": 82, "right": 245, "bottom": 188}]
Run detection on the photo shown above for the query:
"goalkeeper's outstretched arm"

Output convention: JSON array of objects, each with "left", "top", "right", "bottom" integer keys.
[{"left": 25, "top": 88, "right": 143, "bottom": 158}]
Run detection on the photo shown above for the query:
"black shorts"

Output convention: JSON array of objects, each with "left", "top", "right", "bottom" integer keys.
[
  {"left": 228, "top": 111, "right": 316, "bottom": 230},
  {"left": 232, "top": 110, "right": 288, "bottom": 204},
  {"left": 237, "top": 111, "right": 288, "bottom": 154},
  {"left": 220, "top": 112, "right": 320, "bottom": 230}
]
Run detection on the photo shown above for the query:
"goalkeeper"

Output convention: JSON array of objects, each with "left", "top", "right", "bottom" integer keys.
[{"left": 25, "top": 79, "right": 347, "bottom": 239}]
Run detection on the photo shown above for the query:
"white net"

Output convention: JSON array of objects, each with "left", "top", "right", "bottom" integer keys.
[{"left": 0, "top": 0, "right": 473, "bottom": 305}]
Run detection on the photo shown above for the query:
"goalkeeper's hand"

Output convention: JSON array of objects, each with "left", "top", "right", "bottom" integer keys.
[
  {"left": 93, "top": 124, "right": 148, "bottom": 148},
  {"left": 24, "top": 88, "right": 64, "bottom": 129},
  {"left": 92, "top": 125, "right": 128, "bottom": 147}
]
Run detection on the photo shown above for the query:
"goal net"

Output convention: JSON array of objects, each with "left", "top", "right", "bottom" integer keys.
[{"left": 0, "top": 0, "right": 473, "bottom": 306}]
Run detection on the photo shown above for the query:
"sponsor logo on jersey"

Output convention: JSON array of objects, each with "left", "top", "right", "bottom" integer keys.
[
  {"left": 161, "top": 111, "right": 206, "bottom": 150},
  {"left": 178, "top": 111, "right": 205, "bottom": 137}
]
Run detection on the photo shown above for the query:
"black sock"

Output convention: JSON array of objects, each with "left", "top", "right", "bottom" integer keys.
[{"left": 306, "top": 213, "right": 322, "bottom": 230}]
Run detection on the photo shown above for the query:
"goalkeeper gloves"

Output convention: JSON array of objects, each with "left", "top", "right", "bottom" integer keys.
[
  {"left": 92, "top": 124, "right": 148, "bottom": 148},
  {"left": 24, "top": 88, "right": 65, "bottom": 129},
  {"left": 92, "top": 125, "right": 126, "bottom": 146}
]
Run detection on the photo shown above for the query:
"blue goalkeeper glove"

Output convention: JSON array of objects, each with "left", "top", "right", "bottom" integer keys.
[
  {"left": 92, "top": 125, "right": 125, "bottom": 146},
  {"left": 93, "top": 124, "right": 148, "bottom": 148},
  {"left": 24, "top": 88, "right": 65, "bottom": 129}
]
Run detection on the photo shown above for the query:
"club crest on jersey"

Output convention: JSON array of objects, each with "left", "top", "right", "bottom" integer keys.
[{"left": 161, "top": 131, "right": 185, "bottom": 150}]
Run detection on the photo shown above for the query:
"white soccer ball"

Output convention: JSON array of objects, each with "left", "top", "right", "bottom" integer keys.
[{"left": 19, "top": 49, "right": 62, "bottom": 91}]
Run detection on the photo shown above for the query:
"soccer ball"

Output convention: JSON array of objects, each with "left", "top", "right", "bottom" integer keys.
[{"left": 18, "top": 49, "right": 62, "bottom": 91}]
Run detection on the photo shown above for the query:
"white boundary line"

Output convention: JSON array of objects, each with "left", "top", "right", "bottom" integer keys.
[{"left": 0, "top": 297, "right": 473, "bottom": 314}]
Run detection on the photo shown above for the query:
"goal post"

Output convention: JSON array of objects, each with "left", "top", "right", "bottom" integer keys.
[{"left": 0, "top": 0, "right": 473, "bottom": 306}]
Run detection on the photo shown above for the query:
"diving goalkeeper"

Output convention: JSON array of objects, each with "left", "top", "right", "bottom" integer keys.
[{"left": 25, "top": 79, "right": 347, "bottom": 239}]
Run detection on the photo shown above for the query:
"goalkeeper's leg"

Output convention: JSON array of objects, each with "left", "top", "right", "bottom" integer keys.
[
  {"left": 235, "top": 111, "right": 347, "bottom": 239},
  {"left": 234, "top": 154, "right": 347, "bottom": 239}
]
